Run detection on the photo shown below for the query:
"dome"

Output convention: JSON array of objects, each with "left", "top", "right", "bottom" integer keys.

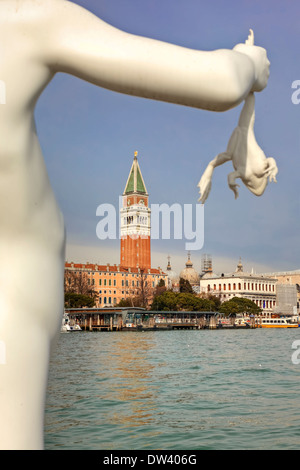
[{"left": 180, "top": 253, "right": 200, "bottom": 285}]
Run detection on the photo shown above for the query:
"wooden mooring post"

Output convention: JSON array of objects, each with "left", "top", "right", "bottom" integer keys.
[{"left": 209, "top": 316, "right": 217, "bottom": 329}]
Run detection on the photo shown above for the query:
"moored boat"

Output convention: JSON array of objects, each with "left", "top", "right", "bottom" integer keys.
[
  {"left": 260, "top": 317, "right": 298, "bottom": 328},
  {"left": 61, "top": 314, "right": 82, "bottom": 332}
]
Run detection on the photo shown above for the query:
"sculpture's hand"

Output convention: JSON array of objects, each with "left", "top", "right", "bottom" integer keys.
[
  {"left": 198, "top": 164, "right": 214, "bottom": 204},
  {"left": 263, "top": 157, "right": 278, "bottom": 183}
]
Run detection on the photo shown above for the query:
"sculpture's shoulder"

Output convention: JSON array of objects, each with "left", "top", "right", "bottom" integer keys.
[{"left": 0, "top": 0, "right": 68, "bottom": 23}]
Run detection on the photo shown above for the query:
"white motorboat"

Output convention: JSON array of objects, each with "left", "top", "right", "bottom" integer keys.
[{"left": 61, "top": 314, "right": 81, "bottom": 332}]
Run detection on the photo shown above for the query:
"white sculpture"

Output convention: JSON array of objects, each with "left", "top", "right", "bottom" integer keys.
[
  {"left": 198, "top": 30, "right": 277, "bottom": 203},
  {"left": 0, "top": 0, "right": 273, "bottom": 449}
]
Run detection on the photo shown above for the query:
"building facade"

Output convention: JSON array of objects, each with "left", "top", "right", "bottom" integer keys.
[
  {"left": 65, "top": 261, "right": 167, "bottom": 307},
  {"left": 263, "top": 270, "right": 300, "bottom": 313},
  {"left": 200, "top": 259, "right": 277, "bottom": 314}
]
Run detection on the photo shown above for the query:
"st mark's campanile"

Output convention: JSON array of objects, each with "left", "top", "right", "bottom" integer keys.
[{"left": 120, "top": 152, "right": 151, "bottom": 270}]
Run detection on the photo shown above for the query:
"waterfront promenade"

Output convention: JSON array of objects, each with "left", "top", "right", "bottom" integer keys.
[{"left": 65, "top": 307, "right": 257, "bottom": 331}]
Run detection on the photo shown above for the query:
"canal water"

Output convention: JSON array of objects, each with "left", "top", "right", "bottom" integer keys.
[{"left": 45, "top": 328, "right": 300, "bottom": 450}]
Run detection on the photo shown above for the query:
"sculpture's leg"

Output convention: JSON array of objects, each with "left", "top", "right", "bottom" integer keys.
[
  {"left": 0, "top": 247, "right": 64, "bottom": 450},
  {"left": 0, "top": 329, "right": 52, "bottom": 450},
  {"left": 227, "top": 170, "right": 241, "bottom": 199},
  {"left": 198, "top": 152, "right": 231, "bottom": 203}
]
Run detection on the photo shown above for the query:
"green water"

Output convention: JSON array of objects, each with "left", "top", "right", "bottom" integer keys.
[{"left": 45, "top": 329, "right": 300, "bottom": 450}]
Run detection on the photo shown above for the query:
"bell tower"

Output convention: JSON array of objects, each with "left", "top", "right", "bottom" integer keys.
[{"left": 120, "top": 151, "right": 151, "bottom": 269}]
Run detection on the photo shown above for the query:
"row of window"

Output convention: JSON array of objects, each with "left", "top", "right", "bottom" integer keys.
[
  {"left": 98, "top": 297, "right": 132, "bottom": 305},
  {"left": 72, "top": 270, "right": 163, "bottom": 279},
  {"left": 99, "top": 297, "right": 117, "bottom": 305},
  {"left": 99, "top": 290, "right": 143, "bottom": 295},
  {"left": 89, "top": 279, "right": 158, "bottom": 287},
  {"left": 123, "top": 215, "right": 148, "bottom": 225},
  {"left": 207, "top": 282, "right": 275, "bottom": 292}
]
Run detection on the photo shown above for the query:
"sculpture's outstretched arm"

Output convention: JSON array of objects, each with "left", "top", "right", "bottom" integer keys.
[{"left": 42, "top": 0, "right": 257, "bottom": 112}]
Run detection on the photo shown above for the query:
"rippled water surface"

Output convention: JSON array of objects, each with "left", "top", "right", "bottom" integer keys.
[{"left": 45, "top": 329, "right": 300, "bottom": 450}]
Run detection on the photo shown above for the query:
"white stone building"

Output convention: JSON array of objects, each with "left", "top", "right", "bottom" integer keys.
[{"left": 200, "top": 259, "right": 277, "bottom": 314}]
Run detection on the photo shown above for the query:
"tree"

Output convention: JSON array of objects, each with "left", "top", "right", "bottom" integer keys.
[
  {"left": 154, "top": 278, "right": 167, "bottom": 297},
  {"left": 116, "top": 298, "right": 134, "bottom": 308},
  {"left": 151, "top": 290, "right": 178, "bottom": 311},
  {"left": 219, "top": 297, "right": 261, "bottom": 316},
  {"left": 200, "top": 293, "right": 221, "bottom": 311},
  {"left": 64, "top": 269, "right": 97, "bottom": 307},
  {"left": 151, "top": 290, "right": 217, "bottom": 312},
  {"left": 64, "top": 292, "right": 96, "bottom": 308},
  {"left": 179, "top": 277, "right": 194, "bottom": 293}
]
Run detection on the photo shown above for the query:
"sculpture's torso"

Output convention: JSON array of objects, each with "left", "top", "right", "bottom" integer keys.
[{"left": 0, "top": 1, "right": 64, "bottom": 251}]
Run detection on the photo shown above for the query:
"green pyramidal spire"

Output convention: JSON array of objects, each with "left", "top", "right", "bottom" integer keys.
[{"left": 123, "top": 151, "right": 148, "bottom": 195}]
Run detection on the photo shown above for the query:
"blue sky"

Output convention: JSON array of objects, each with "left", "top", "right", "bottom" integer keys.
[{"left": 35, "top": 0, "right": 300, "bottom": 276}]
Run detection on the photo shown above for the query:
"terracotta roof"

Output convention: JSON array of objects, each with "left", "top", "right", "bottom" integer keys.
[{"left": 65, "top": 262, "right": 165, "bottom": 275}]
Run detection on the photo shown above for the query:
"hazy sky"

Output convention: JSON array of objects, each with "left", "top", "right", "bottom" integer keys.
[{"left": 35, "top": 0, "right": 300, "bottom": 276}]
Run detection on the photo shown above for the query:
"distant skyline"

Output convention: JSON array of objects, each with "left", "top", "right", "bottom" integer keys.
[{"left": 35, "top": 0, "right": 300, "bottom": 276}]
